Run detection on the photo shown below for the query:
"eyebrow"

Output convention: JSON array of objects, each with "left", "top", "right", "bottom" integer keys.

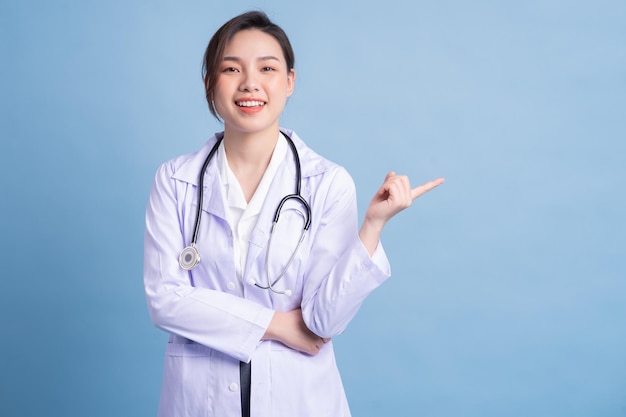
[{"left": 222, "top": 55, "right": 282, "bottom": 63}]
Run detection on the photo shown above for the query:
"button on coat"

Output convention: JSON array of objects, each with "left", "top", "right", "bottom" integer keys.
[{"left": 144, "top": 129, "right": 391, "bottom": 417}]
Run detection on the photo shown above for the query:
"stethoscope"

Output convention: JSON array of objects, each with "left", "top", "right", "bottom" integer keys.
[{"left": 179, "top": 131, "right": 311, "bottom": 296}]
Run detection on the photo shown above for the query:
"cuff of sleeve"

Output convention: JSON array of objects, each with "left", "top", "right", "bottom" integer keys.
[
  {"left": 372, "top": 241, "right": 391, "bottom": 276},
  {"left": 357, "top": 237, "right": 391, "bottom": 283},
  {"left": 238, "top": 307, "right": 275, "bottom": 362}
]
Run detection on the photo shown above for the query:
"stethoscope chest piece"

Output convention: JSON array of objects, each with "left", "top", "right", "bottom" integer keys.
[
  {"left": 179, "top": 245, "right": 200, "bottom": 270},
  {"left": 178, "top": 131, "right": 311, "bottom": 294}
]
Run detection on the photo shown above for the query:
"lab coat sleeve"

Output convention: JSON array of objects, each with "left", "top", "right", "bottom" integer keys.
[
  {"left": 301, "top": 167, "right": 391, "bottom": 338},
  {"left": 143, "top": 162, "right": 274, "bottom": 362}
]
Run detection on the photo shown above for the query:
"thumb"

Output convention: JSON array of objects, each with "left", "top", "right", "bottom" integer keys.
[{"left": 376, "top": 172, "right": 396, "bottom": 197}]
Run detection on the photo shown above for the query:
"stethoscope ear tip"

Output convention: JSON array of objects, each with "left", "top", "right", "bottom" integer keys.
[
  {"left": 246, "top": 278, "right": 292, "bottom": 297},
  {"left": 179, "top": 133, "right": 308, "bottom": 296}
]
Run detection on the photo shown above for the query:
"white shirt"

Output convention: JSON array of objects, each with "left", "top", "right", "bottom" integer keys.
[{"left": 218, "top": 134, "right": 287, "bottom": 285}]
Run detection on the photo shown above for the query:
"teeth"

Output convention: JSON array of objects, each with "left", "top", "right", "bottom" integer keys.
[{"left": 237, "top": 100, "right": 265, "bottom": 107}]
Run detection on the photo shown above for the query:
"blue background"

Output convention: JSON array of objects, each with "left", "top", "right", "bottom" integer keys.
[{"left": 1, "top": 1, "right": 625, "bottom": 416}]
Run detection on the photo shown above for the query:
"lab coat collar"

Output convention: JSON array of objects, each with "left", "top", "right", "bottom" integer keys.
[
  {"left": 171, "top": 128, "right": 334, "bottom": 188},
  {"left": 170, "top": 128, "right": 333, "bottom": 281}
]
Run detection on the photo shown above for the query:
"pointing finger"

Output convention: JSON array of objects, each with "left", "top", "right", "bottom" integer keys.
[{"left": 410, "top": 177, "right": 445, "bottom": 200}]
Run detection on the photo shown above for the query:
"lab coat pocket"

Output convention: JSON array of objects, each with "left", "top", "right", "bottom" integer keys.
[
  {"left": 159, "top": 341, "right": 213, "bottom": 415},
  {"left": 268, "top": 341, "right": 347, "bottom": 416}
]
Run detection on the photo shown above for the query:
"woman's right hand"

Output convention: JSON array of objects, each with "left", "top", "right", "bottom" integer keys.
[{"left": 262, "top": 308, "right": 329, "bottom": 356}]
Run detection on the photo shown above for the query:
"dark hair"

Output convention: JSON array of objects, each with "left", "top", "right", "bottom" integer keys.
[{"left": 202, "top": 11, "right": 295, "bottom": 121}]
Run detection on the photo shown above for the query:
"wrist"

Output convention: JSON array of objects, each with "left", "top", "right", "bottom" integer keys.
[
  {"left": 360, "top": 216, "right": 385, "bottom": 236},
  {"left": 262, "top": 311, "right": 281, "bottom": 341},
  {"left": 359, "top": 218, "right": 385, "bottom": 256}
]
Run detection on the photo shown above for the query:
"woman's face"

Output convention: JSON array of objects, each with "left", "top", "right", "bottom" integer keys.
[{"left": 213, "top": 29, "right": 295, "bottom": 137}]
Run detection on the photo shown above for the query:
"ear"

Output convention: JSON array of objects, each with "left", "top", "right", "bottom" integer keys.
[{"left": 286, "top": 68, "right": 296, "bottom": 97}]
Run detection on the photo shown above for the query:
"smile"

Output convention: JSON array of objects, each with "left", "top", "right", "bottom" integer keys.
[{"left": 236, "top": 100, "right": 266, "bottom": 107}]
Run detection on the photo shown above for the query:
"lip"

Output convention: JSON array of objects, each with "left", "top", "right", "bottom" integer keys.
[{"left": 235, "top": 98, "right": 266, "bottom": 114}]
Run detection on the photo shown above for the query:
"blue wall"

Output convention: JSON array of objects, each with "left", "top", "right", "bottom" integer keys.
[{"left": 1, "top": 1, "right": 624, "bottom": 416}]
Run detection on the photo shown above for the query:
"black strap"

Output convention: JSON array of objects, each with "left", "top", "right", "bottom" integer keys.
[{"left": 239, "top": 361, "right": 251, "bottom": 417}]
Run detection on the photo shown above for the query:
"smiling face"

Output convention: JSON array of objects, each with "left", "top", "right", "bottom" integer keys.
[{"left": 213, "top": 29, "right": 295, "bottom": 138}]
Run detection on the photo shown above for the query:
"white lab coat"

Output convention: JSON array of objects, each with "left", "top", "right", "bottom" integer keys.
[{"left": 144, "top": 129, "right": 391, "bottom": 417}]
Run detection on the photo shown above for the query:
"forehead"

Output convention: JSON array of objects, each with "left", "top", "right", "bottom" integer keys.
[{"left": 223, "top": 29, "right": 285, "bottom": 61}]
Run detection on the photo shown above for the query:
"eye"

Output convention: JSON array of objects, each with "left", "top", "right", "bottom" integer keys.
[
  {"left": 261, "top": 66, "right": 275, "bottom": 72},
  {"left": 222, "top": 67, "right": 239, "bottom": 73}
]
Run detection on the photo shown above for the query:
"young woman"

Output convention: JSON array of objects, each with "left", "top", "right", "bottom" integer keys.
[{"left": 143, "top": 11, "right": 444, "bottom": 417}]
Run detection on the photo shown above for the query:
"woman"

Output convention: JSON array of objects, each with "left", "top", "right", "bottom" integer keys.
[{"left": 143, "top": 11, "right": 444, "bottom": 417}]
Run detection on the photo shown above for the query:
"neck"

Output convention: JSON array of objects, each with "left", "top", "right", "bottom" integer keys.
[
  {"left": 222, "top": 127, "right": 279, "bottom": 171},
  {"left": 222, "top": 126, "right": 280, "bottom": 203}
]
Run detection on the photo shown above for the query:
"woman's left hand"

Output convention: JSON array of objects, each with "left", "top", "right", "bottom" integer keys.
[
  {"left": 359, "top": 172, "right": 445, "bottom": 255},
  {"left": 366, "top": 172, "right": 445, "bottom": 224}
]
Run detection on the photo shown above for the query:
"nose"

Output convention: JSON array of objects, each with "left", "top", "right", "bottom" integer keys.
[{"left": 239, "top": 71, "right": 259, "bottom": 92}]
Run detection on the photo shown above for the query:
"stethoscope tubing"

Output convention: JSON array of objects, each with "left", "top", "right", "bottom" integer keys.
[
  {"left": 191, "top": 135, "right": 223, "bottom": 245},
  {"left": 180, "top": 130, "right": 311, "bottom": 296}
]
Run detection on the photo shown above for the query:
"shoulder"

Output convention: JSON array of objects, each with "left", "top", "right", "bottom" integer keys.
[
  {"left": 282, "top": 128, "right": 356, "bottom": 200},
  {"left": 153, "top": 133, "right": 222, "bottom": 186},
  {"left": 281, "top": 128, "right": 352, "bottom": 182}
]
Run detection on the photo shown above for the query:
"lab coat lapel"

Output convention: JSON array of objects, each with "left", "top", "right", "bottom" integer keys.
[
  {"left": 200, "top": 166, "right": 228, "bottom": 221},
  {"left": 171, "top": 134, "right": 229, "bottom": 222}
]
